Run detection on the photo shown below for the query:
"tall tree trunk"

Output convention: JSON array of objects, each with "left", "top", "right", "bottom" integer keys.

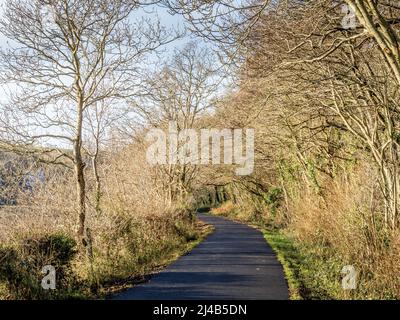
[
  {"left": 75, "top": 147, "right": 86, "bottom": 244},
  {"left": 74, "top": 99, "right": 87, "bottom": 246}
]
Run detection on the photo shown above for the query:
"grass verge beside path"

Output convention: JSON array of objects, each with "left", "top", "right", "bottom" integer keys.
[
  {"left": 104, "top": 218, "right": 214, "bottom": 299},
  {"left": 209, "top": 205, "right": 341, "bottom": 300},
  {"left": 0, "top": 213, "right": 214, "bottom": 300},
  {"left": 263, "top": 230, "right": 304, "bottom": 300},
  {"left": 262, "top": 229, "right": 340, "bottom": 300}
]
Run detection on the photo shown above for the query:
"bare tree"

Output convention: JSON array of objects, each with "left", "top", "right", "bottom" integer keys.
[
  {"left": 173, "top": 0, "right": 400, "bottom": 229},
  {"left": 344, "top": 0, "right": 400, "bottom": 85},
  {"left": 274, "top": 0, "right": 400, "bottom": 228},
  {"left": 162, "top": 0, "right": 271, "bottom": 44},
  {"left": 137, "top": 42, "right": 220, "bottom": 203},
  {"left": 83, "top": 98, "right": 130, "bottom": 216},
  {"left": 0, "top": 0, "right": 174, "bottom": 249}
]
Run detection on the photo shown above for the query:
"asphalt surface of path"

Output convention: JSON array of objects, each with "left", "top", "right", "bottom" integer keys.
[{"left": 113, "top": 213, "right": 289, "bottom": 300}]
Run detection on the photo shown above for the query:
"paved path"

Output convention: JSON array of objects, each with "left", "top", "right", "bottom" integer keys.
[{"left": 113, "top": 213, "right": 289, "bottom": 300}]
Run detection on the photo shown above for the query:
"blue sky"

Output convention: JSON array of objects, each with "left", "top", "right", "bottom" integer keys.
[
  {"left": 0, "top": 0, "right": 7, "bottom": 47},
  {"left": 0, "top": 1, "right": 219, "bottom": 149},
  {"left": 0, "top": 0, "right": 192, "bottom": 52}
]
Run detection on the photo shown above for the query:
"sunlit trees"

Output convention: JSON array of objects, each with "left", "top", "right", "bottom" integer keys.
[
  {"left": 137, "top": 42, "right": 220, "bottom": 203},
  {"left": 0, "top": 0, "right": 174, "bottom": 249}
]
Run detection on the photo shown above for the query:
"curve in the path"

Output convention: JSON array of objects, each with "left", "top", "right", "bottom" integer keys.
[{"left": 113, "top": 213, "right": 289, "bottom": 300}]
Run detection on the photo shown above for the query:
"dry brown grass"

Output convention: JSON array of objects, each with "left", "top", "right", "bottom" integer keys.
[
  {"left": 282, "top": 162, "right": 400, "bottom": 299},
  {"left": 211, "top": 201, "right": 235, "bottom": 217},
  {"left": 0, "top": 144, "right": 201, "bottom": 299},
  {"left": 208, "top": 161, "right": 400, "bottom": 299}
]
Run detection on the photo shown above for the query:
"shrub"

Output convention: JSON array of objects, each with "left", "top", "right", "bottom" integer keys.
[{"left": 0, "top": 233, "right": 77, "bottom": 299}]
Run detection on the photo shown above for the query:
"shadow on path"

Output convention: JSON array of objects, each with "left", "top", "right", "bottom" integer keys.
[{"left": 113, "top": 213, "right": 289, "bottom": 300}]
